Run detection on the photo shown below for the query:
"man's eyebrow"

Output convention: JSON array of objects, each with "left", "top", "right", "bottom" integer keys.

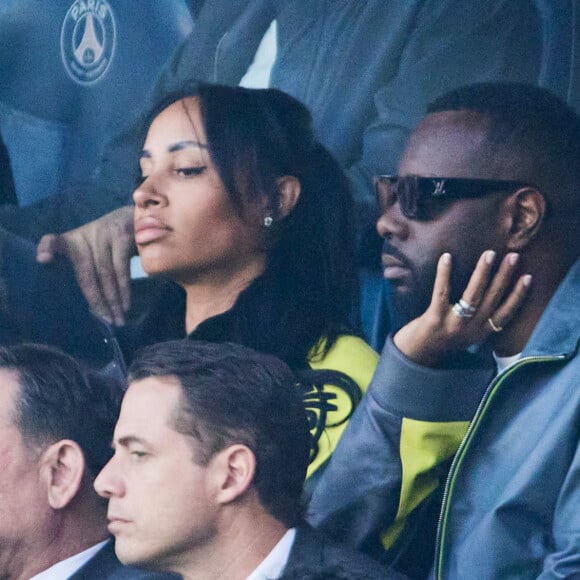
[{"left": 113, "top": 435, "right": 151, "bottom": 449}]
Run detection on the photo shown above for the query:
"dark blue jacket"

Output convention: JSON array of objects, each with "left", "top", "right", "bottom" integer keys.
[{"left": 284, "top": 524, "right": 405, "bottom": 579}]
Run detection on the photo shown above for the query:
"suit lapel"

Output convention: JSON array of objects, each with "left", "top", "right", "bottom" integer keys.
[{"left": 283, "top": 525, "right": 327, "bottom": 574}]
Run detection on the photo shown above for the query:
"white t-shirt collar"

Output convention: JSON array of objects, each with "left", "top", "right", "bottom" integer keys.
[{"left": 493, "top": 351, "right": 522, "bottom": 374}]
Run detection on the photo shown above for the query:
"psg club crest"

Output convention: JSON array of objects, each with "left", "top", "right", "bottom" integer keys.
[{"left": 60, "top": 0, "right": 116, "bottom": 85}]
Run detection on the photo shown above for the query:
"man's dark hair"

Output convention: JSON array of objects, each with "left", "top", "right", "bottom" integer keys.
[
  {"left": 0, "top": 343, "right": 122, "bottom": 476},
  {"left": 128, "top": 339, "right": 312, "bottom": 528},
  {"left": 427, "top": 82, "right": 580, "bottom": 225}
]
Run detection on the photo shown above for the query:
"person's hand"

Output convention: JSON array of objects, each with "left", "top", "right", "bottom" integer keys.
[
  {"left": 394, "top": 250, "right": 532, "bottom": 367},
  {"left": 36, "top": 205, "right": 136, "bottom": 326}
]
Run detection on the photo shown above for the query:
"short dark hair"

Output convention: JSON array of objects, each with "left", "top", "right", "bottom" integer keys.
[
  {"left": 427, "top": 82, "right": 580, "bottom": 222},
  {"left": 139, "top": 81, "right": 356, "bottom": 367},
  {"left": 128, "top": 339, "right": 312, "bottom": 527},
  {"left": 0, "top": 343, "right": 122, "bottom": 476}
]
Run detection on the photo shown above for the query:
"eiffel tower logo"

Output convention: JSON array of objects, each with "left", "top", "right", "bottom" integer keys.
[
  {"left": 61, "top": 0, "right": 116, "bottom": 86},
  {"left": 74, "top": 13, "right": 105, "bottom": 66}
]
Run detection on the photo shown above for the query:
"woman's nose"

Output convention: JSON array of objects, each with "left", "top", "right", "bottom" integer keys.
[{"left": 133, "top": 175, "right": 166, "bottom": 208}]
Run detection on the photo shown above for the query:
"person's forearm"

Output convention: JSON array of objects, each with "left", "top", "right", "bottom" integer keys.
[{"left": 0, "top": 185, "right": 131, "bottom": 242}]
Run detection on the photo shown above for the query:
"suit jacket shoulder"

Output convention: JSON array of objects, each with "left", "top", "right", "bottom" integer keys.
[
  {"left": 283, "top": 525, "right": 406, "bottom": 579},
  {"left": 70, "top": 541, "right": 179, "bottom": 579}
]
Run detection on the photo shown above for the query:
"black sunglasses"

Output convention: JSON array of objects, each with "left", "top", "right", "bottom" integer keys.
[{"left": 374, "top": 175, "right": 530, "bottom": 220}]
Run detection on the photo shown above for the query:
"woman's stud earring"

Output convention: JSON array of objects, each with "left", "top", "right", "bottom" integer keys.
[{"left": 263, "top": 216, "right": 273, "bottom": 227}]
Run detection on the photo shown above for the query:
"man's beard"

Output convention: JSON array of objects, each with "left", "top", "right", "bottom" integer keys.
[
  {"left": 386, "top": 279, "right": 433, "bottom": 332},
  {"left": 385, "top": 257, "right": 471, "bottom": 333}
]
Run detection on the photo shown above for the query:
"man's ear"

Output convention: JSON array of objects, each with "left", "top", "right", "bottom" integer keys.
[
  {"left": 504, "top": 187, "right": 546, "bottom": 250},
  {"left": 212, "top": 444, "right": 256, "bottom": 505},
  {"left": 274, "top": 176, "right": 301, "bottom": 220},
  {"left": 40, "top": 440, "right": 86, "bottom": 509}
]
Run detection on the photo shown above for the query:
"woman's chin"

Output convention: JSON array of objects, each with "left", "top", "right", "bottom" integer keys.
[
  {"left": 138, "top": 258, "right": 190, "bottom": 286},
  {"left": 137, "top": 256, "right": 168, "bottom": 278}
]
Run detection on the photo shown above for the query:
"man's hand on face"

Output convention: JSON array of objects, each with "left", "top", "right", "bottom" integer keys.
[
  {"left": 394, "top": 250, "right": 532, "bottom": 368},
  {"left": 36, "top": 205, "right": 136, "bottom": 326}
]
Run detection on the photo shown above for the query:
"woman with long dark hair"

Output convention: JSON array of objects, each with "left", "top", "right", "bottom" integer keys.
[{"left": 94, "top": 82, "right": 378, "bottom": 483}]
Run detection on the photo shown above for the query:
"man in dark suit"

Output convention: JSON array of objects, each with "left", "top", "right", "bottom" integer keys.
[
  {"left": 95, "top": 340, "right": 401, "bottom": 579},
  {"left": 0, "top": 343, "right": 174, "bottom": 579}
]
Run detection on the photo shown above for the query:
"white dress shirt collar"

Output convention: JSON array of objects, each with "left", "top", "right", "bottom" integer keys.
[
  {"left": 246, "top": 527, "right": 296, "bottom": 580},
  {"left": 29, "top": 539, "right": 109, "bottom": 580}
]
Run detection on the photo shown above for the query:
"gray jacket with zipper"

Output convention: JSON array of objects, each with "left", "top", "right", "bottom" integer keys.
[{"left": 309, "top": 258, "right": 580, "bottom": 579}]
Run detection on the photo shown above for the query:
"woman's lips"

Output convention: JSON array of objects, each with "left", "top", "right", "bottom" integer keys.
[{"left": 134, "top": 218, "right": 170, "bottom": 245}]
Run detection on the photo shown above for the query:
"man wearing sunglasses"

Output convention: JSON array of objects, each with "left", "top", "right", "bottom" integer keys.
[{"left": 309, "top": 82, "right": 580, "bottom": 579}]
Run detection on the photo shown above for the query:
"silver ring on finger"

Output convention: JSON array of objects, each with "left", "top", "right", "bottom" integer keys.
[
  {"left": 488, "top": 317, "right": 503, "bottom": 333},
  {"left": 452, "top": 299, "right": 477, "bottom": 318}
]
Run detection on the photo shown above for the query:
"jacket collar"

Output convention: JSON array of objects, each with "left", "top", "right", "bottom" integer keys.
[{"left": 523, "top": 257, "right": 580, "bottom": 358}]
